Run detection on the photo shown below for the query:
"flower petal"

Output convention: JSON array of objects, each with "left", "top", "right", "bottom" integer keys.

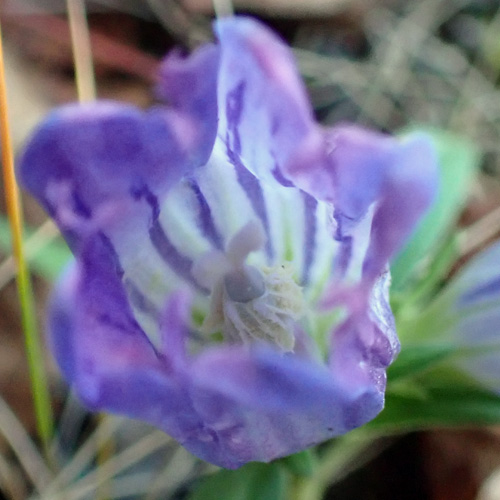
[
  {"left": 329, "top": 271, "right": 398, "bottom": 391},
  {"left": 215, "top": 17, "right": 316, "bottom": 183},
  {"left": 157, "top": 43, "right": 220, "bottom": 166},
  {"left": 49, "top": 238, "right": 208, "bottom": 441},
  {"left": 288, "top": 127, "right": 439, "bottom": 285},
  {"left": 50, "top": 252, "right": 381, "bottom": 469},
  {"left": 19, "top": 100, "right": 215, "bottom": 248},
  {"left": 22, "top": 15, "right": 439, "bottom": 470},
  {"left": 426, "top": 241, "right": 500, "bottom": 390},
  {"left": 214, "top": 17, "right": 438, "bottom": 288},
  {"left": 19, "top": 46, "right": 220, "bottom": 342},
  {"left": 49, "top": 235, "right": 161, "bottom": 395},
  {"left": 192, "top": 19, "right": 340, "bottom": 290},
  {"left": 187, "top": 345, "right": 382, "bottom": 467}
]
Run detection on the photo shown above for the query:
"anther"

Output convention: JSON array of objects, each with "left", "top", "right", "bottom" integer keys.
[{"left": 224, "top": 266, "right": 265, "bottom": 303}]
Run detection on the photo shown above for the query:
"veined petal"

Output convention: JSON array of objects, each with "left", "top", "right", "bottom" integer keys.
[
  {"left": 214, "top": 17, "right": 438, "bottom": 290},
  {"left": 288, "top": 126, "right": 438, "bottom": 286},
  {"left": 215, "top": 17, "right": 316, "bottom": 184},
  {"left": 192, "top": 345, "right": 380, "bottom": 414},
  {"left": 157, "top": 43, "right": 220, "bottom": 166},
  {"left": 19, "top": 102, "right": 211, "bottom": 238},
  {"left": 213, "top": 16, "right": 326, "bottom": 280},
  {"left": 362, "top": 132, "right": 439, "bottom": 282},
  {"left": 452, "top": 241, "right": 500, "bottom": 307},
  {"left": 51, "top": 254, "right": 379, "bottom": 469},
  {"left": 425, "top": 241, "right": 500, "bottom": 390},
  {"left": 329, "top": 270, "right": 398, "bottom": 391},
  {"left": 187, "top": 345, "right": 382, "bottom": 468},
  {"left": 49, "top": 241, "right": 207, "bottom": 441},
  {"left": 19, "top": 47, "right": 220, "bottom": 344},
  {"left": 19, "top": 40, "right": 219, "bottom": 246},
  {"left": 20, "top": 15, "right": 438, "bottom": 469}
]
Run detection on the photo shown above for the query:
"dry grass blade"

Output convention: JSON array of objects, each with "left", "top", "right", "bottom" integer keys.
[
  {"left": 42, "top": 416, "right": 123, "bottom": 498},
  {"left": 145, "top": 445, "right": 206, "bottom": 500},
  {"left": 0, "top": 452, "right": 27, "bottom": 500},
  {"left": 0, "top": 396, "right": 52, "bottom": 494},
  {"left": 66, "top": 0, "right": 96, "bottom": 101},
  {"left": 212, "top": 0, "right": 234, "bottom": 18},
  {"left": 146, "top": 0, "right": 211, "bottom": 46},
  {"left": 459, "top": 205, "right": 500, "bottom": 256},
  {"left": 56, "top": 430, "right": 172, "bottom": 500},
  {"left": 295, "top": 0, "right": 500, "bottom": 163},
  {"left": 89, "top": 471, "right": 157, "bottom": 500},
  {"left": 357, "top": 0, "right": 466, "bottom": 124}
]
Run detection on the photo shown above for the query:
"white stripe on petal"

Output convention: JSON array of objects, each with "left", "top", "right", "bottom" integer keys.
[
  {"left": 279, "top": 187, "right": 306, "bottom": 277},
  {"left": 160, "top": 179, "right": 214, "bottom": 259},
  {"left": 195, "top": 140, "right": 263, "bottom": 255},
  {"left": 307, "top": 202, "right": 338, "bottom": 301}
]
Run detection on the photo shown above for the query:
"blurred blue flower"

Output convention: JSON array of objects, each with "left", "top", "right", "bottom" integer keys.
[
  {"left": 19, "top": 17, "right": 437, "bottom": 468},
  {"left": 414, "top": 239, "right": 500, "bottom": 389}
]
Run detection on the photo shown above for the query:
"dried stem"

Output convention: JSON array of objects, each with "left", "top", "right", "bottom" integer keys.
[{"left": 67, "top": 0, "right": 96, "bottom": 101}]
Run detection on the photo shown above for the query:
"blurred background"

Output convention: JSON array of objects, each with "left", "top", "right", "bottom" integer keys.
[{"left": 1, "top": 0, "right": 500, "bottom": 499}]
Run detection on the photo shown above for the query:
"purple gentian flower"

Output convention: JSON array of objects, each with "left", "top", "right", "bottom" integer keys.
[
  {"left": 19, "top": 17, "right": 437, "bottom": 468},
  {"left": 415, "top": 240, "right": 500, "bottom": 389}
]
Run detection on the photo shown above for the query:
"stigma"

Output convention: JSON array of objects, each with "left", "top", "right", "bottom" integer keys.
[{"left": 192, "top": 221, "right": 305, "bottom": 352}]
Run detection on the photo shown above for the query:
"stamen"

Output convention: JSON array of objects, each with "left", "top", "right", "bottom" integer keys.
[
  {"left": 226, "top": 220, "right": 265, "bottom": 267},
  {"left": 191, "top": 250, "right": 232, "bottom": 290},
  {"left": 193, "top": 222, "right": 306, "bottom": 352},
  {"left": 224, "top": 266, "right": 265, "bottom": 303},
  {"left": 221, "top": 264, "right": 305, "bottom": 351}
]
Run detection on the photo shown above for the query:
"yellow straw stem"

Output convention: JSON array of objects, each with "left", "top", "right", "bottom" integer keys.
[
  {"left": 66, "top": 2, "right": 111, "bottom": 497},
  {"left": 213, "top": 0, "right": 234, "bottom": 18},
  {"left": 67, "top": 0, "right": 96, "bottom": 101},
  {"left": 0, "top": 22, "right": 54, "bottom": 450}
]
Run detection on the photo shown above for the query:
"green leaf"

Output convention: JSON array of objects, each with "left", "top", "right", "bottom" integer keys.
[
  {"left": 188, "top": 463, "right": 288, "bottom": 500},
  {"left": 279, "top": 449, "right": 316, "bottom": 477},
  {"left": 369, "top": 364, "right": 500, "bottom": 433},
  {"left": 0, "top": 216, "right": 71, "bottom": 280},
  {"left": 386, "top": 379, "right": 430, "bottom": 400},
  {"left": 391, "top": 127, "right": 480, "bottom": 290},
  {"left": 395, "top": 234, "right": 460, "bottom": 312},
  {"left": 387, "top": 343, "right": 456, "bottom": 381},
  {"left": 370, "top": 384, "right": 500, "bottom": 432}
]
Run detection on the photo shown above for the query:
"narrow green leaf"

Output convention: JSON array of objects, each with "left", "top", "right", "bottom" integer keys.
[
  {"left": 0, "top": 216, "right": 70, "bottom": 280},
  {"left": 188, "top": 463, "right": 288, "bottom": 500},
  {"left": 399, "top": 234, "right": 460, "bottom": 309},
  {"left": 279, "top": 449, "right": 316, "bottom": 477},
  {"left": 370, "top": 364, "right": 500, "bottom": 433},
  {"left": 391, "top": 127, "right": 480, "bottom": 290},
  {"left": 386, "top": 379, "right": 430, "bottom": 400},
  {"left": 387, "top": 343, "right": 456, "bottom": 381},
  {"left": 370, "top": 384, "right": 500, "bottom": 432}
]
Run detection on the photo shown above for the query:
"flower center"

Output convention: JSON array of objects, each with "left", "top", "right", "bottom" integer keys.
[{"left": 192, "top": 221, "right": 306, "bottom": 352}]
